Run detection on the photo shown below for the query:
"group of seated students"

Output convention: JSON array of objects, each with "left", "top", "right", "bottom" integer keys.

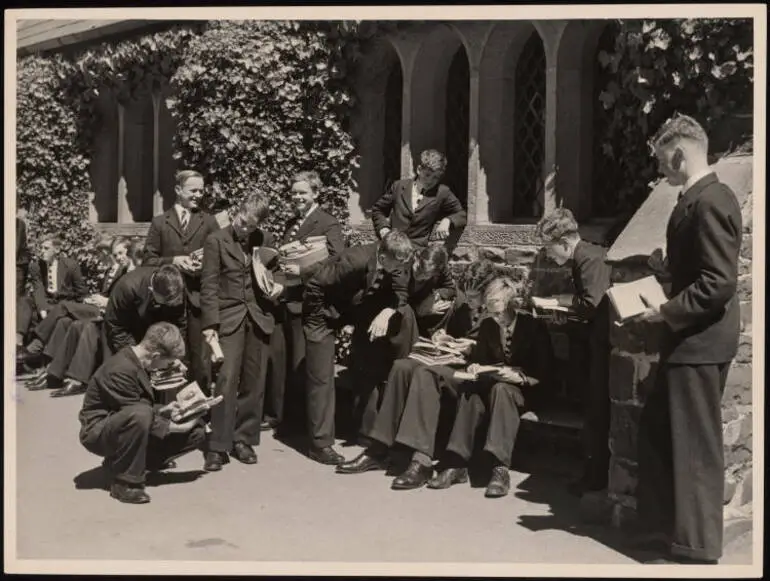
[{"left": 15, "top": 149, "right": 612, "bottom": 506}]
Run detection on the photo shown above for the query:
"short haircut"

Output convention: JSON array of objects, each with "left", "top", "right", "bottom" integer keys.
[
  {"left": 140, "top": 322, "right": 186, "bottom": 359},
  {"left": 419, "top": 149, "right": 448, "bottom": 174},
  {"left": 151, "top": 265, "right": 185, "bottom": 306},
  {"left": 484, "top": 276, "right": 528, "bottom": 317},
  {"left": 111, "top": 236, "right": 129, "bottom": 254},
  {"left": 380, "top": 230, "right": 414, "bottom": 263},
  {"left": 414, "top": 244, "right": 448, "bottom": 278},
  {"left": 650, "top": 113, "right": 709, "bottom": 151},
  {"left": 292, "top": 170, "right": 323, "bottom": 193},
  {"left": 128, "top": 238, "right": 146, "bottom": 265},
  {"left": 40, "top": 234, "right": 63, "bottom": 249},
  {"left": 236, "top": 192, "right": 270, "bottom": 224},
  {"left": 176, "top": 169, "right": 203, "bottom": 188},
  {"left": 535, "top": 208, "right": 580, "bottom": 244}
]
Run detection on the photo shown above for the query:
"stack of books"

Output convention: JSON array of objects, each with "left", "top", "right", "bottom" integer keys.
[
  {"left": 279, "top": 236, "right": 329, "bottom": 271},
  {"left": 150, "top": 361, "right": 188, "bottom": 391},
  {"left": 170, "top": 382, "right": 224, "bottom": 423},
  {"left": 408, "top": 337, "right": 468, "bottom": 367}
]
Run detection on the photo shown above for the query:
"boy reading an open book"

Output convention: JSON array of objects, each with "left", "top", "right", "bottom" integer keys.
[
  {"left": 535, "top": 207, "right": 612, "bottom": 496},
  {"left": 78, "top": 322, "right": 206, "bottom": 505}
]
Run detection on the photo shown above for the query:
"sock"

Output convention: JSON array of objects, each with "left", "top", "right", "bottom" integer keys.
[
  {"left": 366, "top": 440, "right": 388, "bottom": 459},
  {"left": 411, "top": 451, "right": 432, "bottom": 467}
]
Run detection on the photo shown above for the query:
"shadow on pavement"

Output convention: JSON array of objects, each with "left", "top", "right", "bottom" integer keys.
[
  {"left": 513, "top": 471, "right": 648, "bottom": 563},
  {"left": 74, "top": 465, "right": 207, "bottom": 490}
]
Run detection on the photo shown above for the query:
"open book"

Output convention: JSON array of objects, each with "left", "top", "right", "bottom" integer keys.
[
  {"left": 170, "top": 382, "right": 224, "bottom": 423},
  {"left": 279, "top": 236, "right": 329, "bottom": 270},
  {"left": 606, "top": 275, "right": 668, "bottom": 323}
]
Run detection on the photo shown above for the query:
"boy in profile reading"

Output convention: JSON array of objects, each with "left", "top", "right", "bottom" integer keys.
[{"left": 535, "top": 208, "right": 612, "bottom": 496}]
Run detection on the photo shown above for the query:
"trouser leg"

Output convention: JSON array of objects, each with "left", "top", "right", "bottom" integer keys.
[
  {"left": 483, "top": 382, "right": 522, "bottom": 467},
  {"left": 208, "top": 321, "right": 246, "bottom": 452},
  {"left": 85, "top": 405, "right": 153, "bottom": 485},
  {"left": 187, "top": 306, "right": 211, "bottom": 395},
  {"left": 265, "top": 316, "right": 287, "bottom": 422},
  {"left": 364, "top": 358, "right": 422, "bottom": 446},
  {"left": 669, "top": 362, "right": 730, "bottom": 562},
  {"left": 233, "top": 318, "right": 270, "bottom": 447},
  {"left": 66, "top": 322, "right": 102, "bottom": 385},
  {"left": 636, "top": 363, "right": 675, "bottom": 537},
  {"left": 44, "top": 318, "right": 75, "bottom": 377},
  {"left": 303, "top": 312, "right": 337, "bottom": 448}
]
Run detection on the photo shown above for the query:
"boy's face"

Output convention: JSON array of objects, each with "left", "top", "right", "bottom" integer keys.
[
  {"left": 112, "top": 243, "right": 129, "bottom": 266},
  {"left": 654, "top": 142, "right": 687, "bottom": 187},
  {"left": 232, "top": 213, "right": 261, "bottom": 240},
  {"left": 379, "top": 251, "right": 404, "bottom": 273},
  {"left": 545, "top": 240, "right": 571, "bottom": 266},
  {"left": 40, "top": 240, "right": 59, "bottom": 263},
  {"left": 416, "top": 165, "right": 443, "bottom": 190},
  {"left": 147, "top": 354, "right": 178, "bottom": 371},
  {"left": 176, "top": 176, "right": 204, "bottom": 210},
  {"left": 291, "top": 180, "right": 317, "bottom": 215}
]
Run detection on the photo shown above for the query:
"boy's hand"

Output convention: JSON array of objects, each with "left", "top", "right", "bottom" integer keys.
[{"left": 368, "top": 308, "right": 396, "bottom": 341}]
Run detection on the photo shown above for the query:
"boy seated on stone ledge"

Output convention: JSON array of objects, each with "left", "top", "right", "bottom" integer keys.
[{"left": 534, "top": 208, "right": 612, "bottom": 497}]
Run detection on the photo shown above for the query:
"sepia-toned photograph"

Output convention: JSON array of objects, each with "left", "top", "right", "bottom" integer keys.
[{"left": 4, "top": 5, "right": 765, "bottom": 577}]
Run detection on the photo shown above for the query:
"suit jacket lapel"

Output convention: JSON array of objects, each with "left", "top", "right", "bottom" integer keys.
[
  {"left": 185, "top": 211, "right": 203, "bottom": 240},
  {"left": 668, "top": 173, "right": 718, "bottom": 238},
  {"left": 223, "top": 226, "right": 248, "bottom": 264},
  {"left": 166, "top": 209, "right": 184, "bottom": 238},
  {"left": 297, "top": 208, "right": 320, "bottom": 240},
  {"left": 414, "top": 184, "right": 437, "bottom": 214}
]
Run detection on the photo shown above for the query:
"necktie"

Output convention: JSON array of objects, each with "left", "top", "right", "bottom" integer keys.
[{"left": 180, "top": 210, "right": 189, "bottom": 232}]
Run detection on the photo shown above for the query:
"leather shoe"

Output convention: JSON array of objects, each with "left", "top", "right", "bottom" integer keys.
[
  {"left": 485, "top": 466, "right": 511, "bottom": 498},
  {"left": 51, "top": 380, "right": 87, "bottom": 398},
  {"left": 335, "top": 452, "right": 388, "bottom": 474},
  {"left": 261, "top": 418, "right": 279, "bottom": 432},
  {"left": 26, "top": 374, "right": 50, "bottom": 391},
  {"left": 203, "top": 451, "right": 229, "bottom": 472},
  {"left": 308, "top": 445, "right": 345, "bottom": 465},
  {"left": 231, "top": 441, "right": 258, "bottom": 464},
  {"left": 391, "top": 461, "right": 433, "bottom": 490},
  {"left": 110, "top": 482, "right": 151, "bottom": 504},
  {"left": 428, "top": 467, "right": 469, "bottom": 489}
]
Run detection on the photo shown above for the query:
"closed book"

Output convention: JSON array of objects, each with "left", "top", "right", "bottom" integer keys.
[{"left": 606, "top": 275, "right": 668, "bottom": 322}]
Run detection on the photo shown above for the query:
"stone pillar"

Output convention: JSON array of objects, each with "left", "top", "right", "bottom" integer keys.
[
  {"left": 151, "top": 92, "right": 163, "bottom": 217},
  {"left": 116, "top": 102, "right": 132, "bottom": 224}
]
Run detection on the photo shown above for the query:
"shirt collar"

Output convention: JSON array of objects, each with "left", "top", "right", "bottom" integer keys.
[
  {"left": 301, "top": 203, "right": 319, "bottom": 223},
  {"left": 174, "top": 203, "right": 189, "bottom": 222},
  {"left": 682, "top": 169, "right": 714, "bottom": 196}
]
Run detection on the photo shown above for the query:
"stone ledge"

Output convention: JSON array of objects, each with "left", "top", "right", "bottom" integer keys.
[{"left": 93, "top": 222, "right": 152, "bottom": 237}]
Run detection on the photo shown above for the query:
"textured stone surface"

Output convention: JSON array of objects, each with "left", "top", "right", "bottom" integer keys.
[
  {"left": 634, "top": 357, "right": 659, "bottom": 404},
  {"left": 740, "top": 233, "right": 753, "bottom": 260},
  {"left": 479, "top": 246, "right": 506, "bottom": 262},
  {"left": 737, "top": 274, "right": 753, "bottom": 301},
  {"left": 609, "top": 403, "right": 642, "bottom": 462},
  {"left": 609, "top": 321, "right": 664, "bottom": 355},
  {"left": 611, "top": 501, "right": 638, "bottom": 531},
  {"left": 739, "top": 301, "right": 753, "bottom": 333},
  {"left": 608, "top": 457, "right": 638, "bottom": 497},
  {"left": 725, "top": 445, "right": 752, "bottom": 468},
  {"left": 609, "top": 351, "right": 635, "bottom": 403},
  {"left": 724, "top": 363, "right": 753, "bottom": 407},
  {"left": 579, "top": 490, "right": 613, "bottom": 525},
  {"left": 504, "top": 246, "right": 539, "bottom": 266},
  {"left": 735, "top": 333, "right": 753, "bottom": 364}
]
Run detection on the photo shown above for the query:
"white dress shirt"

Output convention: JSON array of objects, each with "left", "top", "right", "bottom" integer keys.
[
  {"left": 47, "top": 259, "right": 59, "bottom": 294},
  {"left": 411, "top": 182, "right": 424, "bottom": 211}
]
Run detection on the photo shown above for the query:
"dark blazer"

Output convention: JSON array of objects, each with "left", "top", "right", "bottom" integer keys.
[
  {"left": 79, "top": 347, "right": 171, "bottom": 448},
  {"left": 100, "top": 263, "right": 131, "bottom": 297},
  {"left": 470, "top": 314, "right": 555, "bottom": 400},
  {"left": 570, "top": 240, "right": 612, "bottom": 322},
  {"left": 305, "top": 241, "right": 410, "bottom": 319},
  {"left": 276, "top": 206, "right": 346, "bottom": 315},
  {"left": 16, "top": 218, "right": 29, "bottom": 295},
  {"left": 408, "top": 261, "right": 457, "bottom": 319},
  {"left": 102, "top": 267, "right": 188, "bottom": 354},
  {"left": 659, "top": 173, "right": 742, "bottom": 364},
  {"left": 200, "top": 226, "right": 280, "bottom": 336},
  {"left": 29, "top": 255, "right": 87, "bottom": 312},
  {"left": 143, "top": 208, "right": 220, "bottom": 309},
  {"left": 371, "top": 179, "right": 467, "bottom": 247},
  {"left": 56, "top": 264, "right": 133, "bottom": 322}
]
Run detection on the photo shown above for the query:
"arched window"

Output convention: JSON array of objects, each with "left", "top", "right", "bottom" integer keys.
[
  {"left": 512, "top": 32, "right": 546, "bottom": 218},
  {"left": 443, "top": 46, "right": 470, "bottom": 204},
  {"left": 382, "top": 62, "right": 403, "bottom": 192}
]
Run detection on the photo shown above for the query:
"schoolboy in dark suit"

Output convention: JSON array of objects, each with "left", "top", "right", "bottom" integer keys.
[
  {"left": 144, "top": 170, "right": 220, "bottom": 394},
  {"left": 535, "top": 207, "right": 613, "bottom": 496},
  {"left": 302, "top": 230, "right": 415, "bottom": 465},
  {"left": 200, "top": 192, "right": 284, "bottom": 471},
  {"left": 632, "top": 114, "right": 742, "bottom": 565},
  {"left": 265, "top": 170, "right": 346, "bottom": 433},
  {"left": 16, "top": 215, "right": 30, "bottom": 298},
  {"left": 79, "top": 322, "right": 206, "bottom": 505},
  {"left": 371, "top": 149, "right": 467, "bottom": 248}
]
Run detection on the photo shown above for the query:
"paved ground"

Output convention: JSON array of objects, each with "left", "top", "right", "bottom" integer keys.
[{"left": 10, "top": 383, "right": 755, "bottom": 571}]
